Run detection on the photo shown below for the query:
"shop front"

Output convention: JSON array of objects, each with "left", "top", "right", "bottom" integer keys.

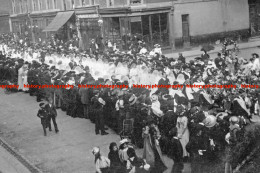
[
  {"left": 100, "top": 7, "right": 171, "bottom": 50},
  {"left": 74, "top": 6, "right": 102, "bottom": 51},
  {"left": 77, "top": 14, "right": 101, "bottom": 50},
  {"left": 10, "top": 14, "right": 31, "bottom": 38},
  {"left": 42, "top": 11, "right": 76, "bottom": 43},
  {"left": 129, "top": 12, "right": 170, "bottom": 48}
]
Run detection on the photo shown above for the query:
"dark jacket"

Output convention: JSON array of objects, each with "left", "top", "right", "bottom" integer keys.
[
  {"left": 37, "top": 109, "right": 49, "bottom": 125},
  {"left": 79, "top": 88, "right": 90, "bottom": 105},
  {"left": 45, "top": 104, "right": 57, "bottom": 117},
  {"left": 169, "top": 137, "right": 183, "bottom": 163}
]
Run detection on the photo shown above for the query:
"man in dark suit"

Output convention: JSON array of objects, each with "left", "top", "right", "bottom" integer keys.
[
  {"left": 215, "top": 53, "right": 225, "bottom": 69},
  {"left": 37, "top": 103, "right": 50, "bottom": 136},
  {"left": 169, "top": 128, "right": 184, "bottom": 173},
  {"left": 45, "top": 97, "right": 59, "bottom": 133},
  {"left": 157, "top": 72, "right": 170, "bottom": 95}
]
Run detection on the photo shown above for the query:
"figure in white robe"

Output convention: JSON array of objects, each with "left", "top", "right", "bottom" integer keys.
[{"left": 18, "top": 65, "right": 29, "bottom": 91}]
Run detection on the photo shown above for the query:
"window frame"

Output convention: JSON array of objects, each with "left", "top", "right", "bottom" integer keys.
[
  {"left": 107, "top": 0, "right": 114, "bottom": 7},
  {"left": 129, "top": 0, "right": 143, "bottom": 5},
  {"left": 12, "top": 0, "right": 16, "bottom": 14}
]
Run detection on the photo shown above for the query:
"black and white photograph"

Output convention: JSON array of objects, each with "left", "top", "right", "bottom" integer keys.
[{"left": 0, "top": 0, "right": 260, "bottom": 173}]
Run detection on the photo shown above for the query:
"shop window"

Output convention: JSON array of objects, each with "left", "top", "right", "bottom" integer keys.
[
  {"left": 141, "top": 15, "right": 150, "bottom": 43},
  {"left": 130, "top": 16, "right": 142, "bottom": 38},
  {"left": 129, "top": 13, "right": 169, "bottom": 48},
  {"left": 105, "top": 18, "right": 121, "bottom": 45}
]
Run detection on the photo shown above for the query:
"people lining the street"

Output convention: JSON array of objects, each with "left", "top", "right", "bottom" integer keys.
[{"left": 1, "top": 32, "right": 260, "bottom": 172}]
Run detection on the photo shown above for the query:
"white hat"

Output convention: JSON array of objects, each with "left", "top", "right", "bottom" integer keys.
[
  {"left": 92, "top": 147, "right": 100, "bottom": 155},
  {"left": 203, "top": 115, "right": 217, "bottom": 128},
  {"left": 144, "top": 164, "right": 150, "bottom": 171},
  {"left": 120, "top": 139, "right": 129, "bottom": 145}
]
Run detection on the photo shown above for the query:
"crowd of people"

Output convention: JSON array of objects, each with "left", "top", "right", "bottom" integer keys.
[{"left": 1, "top": 32, "right": 260, "bottom": 173}]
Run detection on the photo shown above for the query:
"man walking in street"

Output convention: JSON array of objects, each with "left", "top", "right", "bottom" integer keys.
[
  {"left": 45, "top": 97, "right": 59, "bottom": 133},
  {"left": 37, "top": 103, "right": 50, "bottom": 136},
  {"left": 92, "top": 90, "right": 108, "bottom": 135}
]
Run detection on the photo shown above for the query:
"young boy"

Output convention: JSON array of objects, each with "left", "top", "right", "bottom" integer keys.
[{"left": 37, "top": 103, "right": 49, "bottom": 136}]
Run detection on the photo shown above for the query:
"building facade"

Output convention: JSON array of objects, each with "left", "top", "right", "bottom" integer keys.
[
  {"left": 0, "top": 0, "right": 12, "bottom": 34},
  {"left": 9, "top": 0, "right": 251, "bottom": 49}
]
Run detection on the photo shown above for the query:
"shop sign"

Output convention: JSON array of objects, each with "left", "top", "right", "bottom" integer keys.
[
  {"left": 130, "top": 16, "right": 141, "bottom": 22},
  {"left": 78, "top": 14, "right": 99, "bottom": 19}
]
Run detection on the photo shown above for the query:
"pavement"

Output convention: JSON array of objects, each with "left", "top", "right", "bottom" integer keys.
[
  {"left": 0, "top": 144, "right": 31, "bottom": 173},
  {"left": 0, "top": 89, "right": 191, "bottom": 173},
  {"left": 163, "top": 40, "right": 260, "bottom": 60}
]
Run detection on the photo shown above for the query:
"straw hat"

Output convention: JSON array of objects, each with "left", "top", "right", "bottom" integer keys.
[
  {"left": 203, "top": 115, "right": 217, "bottom": 128},
  {"left": 92, "top": 147, "right": 100, "bottom": 155}
]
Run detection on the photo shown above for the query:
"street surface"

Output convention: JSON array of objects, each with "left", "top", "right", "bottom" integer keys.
[
  {"left": 0, "top": 144, "right": 31, "bottom": 173},
  {"left": 164, "top": 43, "right": 260, "bottom": 61},
  {"left": 0, "top": 89, "right": 190, "bottom": 173}
]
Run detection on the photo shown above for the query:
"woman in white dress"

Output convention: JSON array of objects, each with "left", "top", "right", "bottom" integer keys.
[{"left": 176, "top": 106, "right": 190, "bottom": 158}]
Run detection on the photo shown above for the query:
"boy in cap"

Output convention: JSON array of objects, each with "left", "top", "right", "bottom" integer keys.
[{"left": 37, "top": 103, "right": 50, "bottom": 136}]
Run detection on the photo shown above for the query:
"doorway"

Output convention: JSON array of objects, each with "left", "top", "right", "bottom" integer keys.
[{"left": 182, "top": 14, "right": 190, "bottom": 47}]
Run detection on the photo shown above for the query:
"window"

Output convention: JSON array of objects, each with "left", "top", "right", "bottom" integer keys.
[
  {"left": 39, "top": 0, "right": 42, "bottom": 10},
  {"left": 63, "top": 0, "right": 66, "bottom": 10},
  {"left": 33, "top": 0, "right": 37, "bottom": 11},
  {"left": 129, "top": 0, "right": 142, "bottom": 5},
  {"left": 90, "top": 0, "right": 95, "bottom": 5},
  {"left": 24, "top": 0, "right": 28, "bottom": 12},
  {"left": 71, "top": 0, "right": 75, "bottom": 9},
  {"left": 47, "top": 0, "right": 50, "bottom": 9},
  {"left": 81, "top": 0, "right": 85, "bottom": 6},
  {"left": 54, "top": 0, "right": 57, "bottom": 9},
  {"left": 107, "top": 0, "right": 114, "bottom": 7},
  {"left": 19, "top": 0, "right": 23, "bottom": 13},
  {"left": 182, "top": 14, "right": 189, "bottom": 23},
  {"left": 12, "top": 0, "right": 16, "bottom": 14}
]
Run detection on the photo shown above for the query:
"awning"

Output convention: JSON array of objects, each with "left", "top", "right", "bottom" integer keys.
[{"left": 43, "top": 11, "right": 74, "bottom": 32}]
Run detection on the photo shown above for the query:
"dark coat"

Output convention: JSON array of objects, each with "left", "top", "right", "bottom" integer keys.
[
  {"left": 157, "top": 78, "right": 170, "bottom": 95},
  {"left": 169, "top": 137, "right": 183, "bottom": 163},
  {"left": 37, "top": 109, "right": 49, "bottom": 125},
  {"left": 79, "top": 88, "right": 90, "bottom": 105},
  {"left": 45, "top": 104, "right": 57, "bottom": 118}
]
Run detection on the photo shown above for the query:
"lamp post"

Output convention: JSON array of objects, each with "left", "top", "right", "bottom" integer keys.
[{"left": 171, "top": 0, "right": 175, "bottom": 51}]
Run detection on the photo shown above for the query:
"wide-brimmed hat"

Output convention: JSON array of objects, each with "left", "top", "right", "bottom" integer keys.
[
  {"left": 92, "top": 147, "right": 100, "bottom": 155},
  {"left": 119, "top": 139, "right": 129, "bottom": 145},
  {"left": 229, "top": 116, "right": 239, "bottom": 124},
  {"left": 162, "top": 94, "right": 172, "bottom": 101},
  {"left": 151, "top": 94, "right": 158, "bottom": 102},
  {"left": 129, "top": 94, "right": 138, "bottom": 106},
  {"left": 39, "top": 103, "right": 45, "bottom": 108},
  {"left": 203, "top": 115, "right": 217, "bottom": 128}
]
